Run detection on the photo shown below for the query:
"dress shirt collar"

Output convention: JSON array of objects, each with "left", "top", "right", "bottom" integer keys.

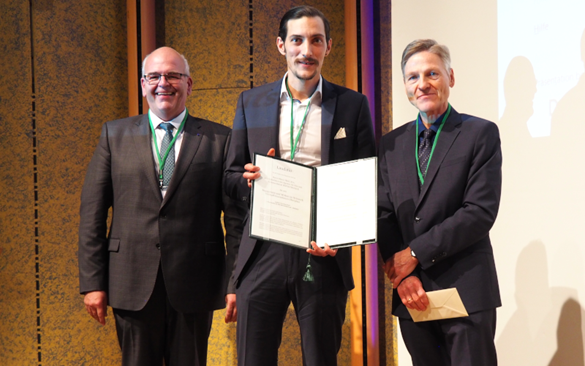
[
  {"left": 279, "top": 72, "right": 323, "bottom": 105},
  {"left": 148, "top": 108, "right": 187, "bottom": 131},
  {"left": 415, "top": 109, "right": 447, "bottom": 136}
]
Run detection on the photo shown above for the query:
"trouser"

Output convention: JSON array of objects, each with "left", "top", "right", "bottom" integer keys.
[
  {"left": 113, "top": 267, "right": 214, "bottom": 366},
  {"left": 399, "top": 308, "right": 498, "bottom": 366},
  {"left": 236, "top": 241, "right": 348, "bottom": 366}
]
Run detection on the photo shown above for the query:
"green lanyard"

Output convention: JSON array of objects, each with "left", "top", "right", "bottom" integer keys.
[
  {"left": 415, "top": 104, "right": 451, "bottom": 185},
  {"left": 285, "top": 79, "right": 313, "bottom": 161},
  {"left": 148, "top": 109, "right": 188, "bottom": 188}
]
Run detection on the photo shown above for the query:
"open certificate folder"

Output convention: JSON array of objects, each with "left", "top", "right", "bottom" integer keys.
[{"left": 249, "top": 154, "right": 377, "bottom": 249}]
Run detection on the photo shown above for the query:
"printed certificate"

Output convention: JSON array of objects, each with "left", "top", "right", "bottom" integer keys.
[{"left": 249, "top": 154, "right": 377, "bottom": 249}]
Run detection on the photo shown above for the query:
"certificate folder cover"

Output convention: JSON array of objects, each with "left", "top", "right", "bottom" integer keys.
[{"left": 249, "top": 154, "right": 377, "bottom": 249}]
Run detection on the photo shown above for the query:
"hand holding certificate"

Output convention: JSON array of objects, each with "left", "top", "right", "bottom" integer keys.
[{"left": 249, "top": 154, "right": 377, "bottom": 249}]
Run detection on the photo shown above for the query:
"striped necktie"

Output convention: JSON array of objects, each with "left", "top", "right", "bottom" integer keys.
[{"left": 159, "top": 123, "right": 175, "bottom": 187}]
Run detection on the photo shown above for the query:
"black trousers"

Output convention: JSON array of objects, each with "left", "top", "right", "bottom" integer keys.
[
  {"left": 113, "top": 267, "right": 214, "bottom": 366},
  {"left": 236, "top": 241, "right": 348, "bottom": 366},
  {"left": 399, "top": 308, "right": 498, "bottom": 366}
]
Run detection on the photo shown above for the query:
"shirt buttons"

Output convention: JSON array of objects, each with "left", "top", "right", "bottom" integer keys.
[{"left": 155, "top": 243, "right": 161, "bottom": 250}]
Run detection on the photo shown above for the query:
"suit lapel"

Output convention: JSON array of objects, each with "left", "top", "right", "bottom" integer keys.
[
  {"left": 131, "top": 115, "right": 162, "bottom": 201},
  {"left": 402, "top": 122, "right": 421, "bottom": 202},
  {"left": 417, "top": 109, "right": 462, "bottom": 206},
  {"left": 266, "top": 83, "right": 281, "bottom": 157},
  {"left": 162, "top": 115, "right": 203, "bottom": 206},
  {"left": 320, "top": 79, "right": 336, "bottom": 166}
]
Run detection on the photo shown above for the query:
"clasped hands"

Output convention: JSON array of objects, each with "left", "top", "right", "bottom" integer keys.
[
  {"left": 384, "top": 247, "right": 429, "bottom": 311},
  {"left": 243, "top": 148, "right": 337, "bottom": 258}
]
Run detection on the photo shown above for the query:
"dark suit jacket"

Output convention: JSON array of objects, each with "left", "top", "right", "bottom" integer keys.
[
  {"left": 78, "top": 114, "right": 245, "bottom": 313},
  {"left": 224, "top": 78, "right": 376, "bottom": 291},
  {"left": 378, "top": 108, "right": 502, "bottom": 318}
]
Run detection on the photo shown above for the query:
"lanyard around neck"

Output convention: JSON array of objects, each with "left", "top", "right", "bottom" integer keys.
[
  {"left": 286, "top": 78, "right": 313, "bottom": 161},
  {"left": 415, "top": 104, "right": 452, "bottom": 185},
  {"left": 148, "top": 109, "right": 188, "bottom": 187}
]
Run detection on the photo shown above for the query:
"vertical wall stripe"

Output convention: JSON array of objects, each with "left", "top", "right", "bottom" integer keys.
[
  {"left": 28, "top": 0, "right": 42, "bottom": 364},
  {"left": 128, "top": 0, "right": 140, "bottom": 116},
  {"left": 360, "top": 0, "right": 381, "bottom": 363},
  {"left": 248, "top": 0, "right": 254, "bottom": 89}
]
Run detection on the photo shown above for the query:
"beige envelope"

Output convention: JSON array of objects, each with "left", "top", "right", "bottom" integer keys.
[{"left": 406, "top": 288, "right": 468, "bottom": 322}]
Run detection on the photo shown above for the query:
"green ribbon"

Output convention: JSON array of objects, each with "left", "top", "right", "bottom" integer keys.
[
  {"left": 285, "top": 78, "right": 313, "bottom": 162},
  {"left": 415, "top": 104, "right": 451, "bottom": 185},
  {"left": 148, "top": 109, "right": 188, "bottom": 188}
]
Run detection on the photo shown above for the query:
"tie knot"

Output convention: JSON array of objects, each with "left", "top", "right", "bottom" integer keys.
[
  {"left": 160, "top": 123, "right": 174, "bottom": 133},
  {"left": 422, "top": 128, "right": 435, "bottom": 140}
]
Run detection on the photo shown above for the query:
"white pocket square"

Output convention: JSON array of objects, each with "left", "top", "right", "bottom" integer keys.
[{"left": 334, "top": 127, "right": 346, "bottom": 140}]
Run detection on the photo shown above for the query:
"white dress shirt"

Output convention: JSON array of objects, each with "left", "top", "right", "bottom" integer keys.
[{"left": 278, "top": 74, "right": 323, "bottom": 167}]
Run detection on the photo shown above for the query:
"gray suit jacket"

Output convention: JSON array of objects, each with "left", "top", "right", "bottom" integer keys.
[{"left": 78, "top": 114, "right": 245, "bottom": 313}]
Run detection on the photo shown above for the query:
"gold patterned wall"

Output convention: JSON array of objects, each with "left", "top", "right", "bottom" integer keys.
[
  {"left": 0, "top": 0, "right": 393, "bottom": 365},
  {"left": 0, "top": 1, "right": 36, "bottom": 364},
  {"left": 1, "top": 0, "right": 127, "bottom": 364}
]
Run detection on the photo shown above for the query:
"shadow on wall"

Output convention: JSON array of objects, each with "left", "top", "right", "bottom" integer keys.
[
  {"left": 551, "top": 28, "right": 585, "bottom": 141},
  {"left": 496, "top": 241, "right": 584, "bottom": 365},
  {"left": 549, "top": 298, "right": 584, "bottom": 366}
]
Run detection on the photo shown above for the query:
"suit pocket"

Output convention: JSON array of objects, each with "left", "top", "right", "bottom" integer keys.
[
  {"left": 108, "top": 238, "right": 120, "bottom": 252},
  {"left": 205, "top": 242, "right": 225, "bottom": 256}
]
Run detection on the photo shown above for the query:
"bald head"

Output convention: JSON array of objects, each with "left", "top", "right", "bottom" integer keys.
[
  {"left": 140, "top": 47, "right": 193, "bottom": 121},
  {"left": 142, "top": 47, "right": 190, "bottom": 77}
]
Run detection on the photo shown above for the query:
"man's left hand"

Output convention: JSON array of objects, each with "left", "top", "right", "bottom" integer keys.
[
  {"left": 307, "top": 241, "right": 337, "bottom": 257},
  {"left": 384, "top": 247, "right": 418, "bottom": 287},
  {"left": 396, "top": 276, "right": 429, "bottom": 311},
  {"left": 224, "top": 294, "right": 237, "bottom": 323}
]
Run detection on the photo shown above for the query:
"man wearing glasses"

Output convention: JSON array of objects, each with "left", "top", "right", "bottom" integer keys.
[{"left": 78, "top": 46, "right": 245, "bottom": 366}]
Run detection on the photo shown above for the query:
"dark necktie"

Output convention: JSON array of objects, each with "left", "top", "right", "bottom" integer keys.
[
  {"left": 418, "top": 128, "right": 435, "bottom": 180},
  {"left": 159, "top": 123, "right": 175, "bottom": 187}
]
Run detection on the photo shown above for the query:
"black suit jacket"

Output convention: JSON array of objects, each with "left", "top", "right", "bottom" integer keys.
[
  {"left": 378, "top": 108, "right": 502, "bottom": 318},
  {"left": 78, "top": 114, "right": 245, "bottom": 313},
  {"left": 224, "top": 78, "right": 376, "bottom": 291}
]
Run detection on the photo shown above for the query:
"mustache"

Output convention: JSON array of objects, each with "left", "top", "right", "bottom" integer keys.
[{"left": 296, "top": 57, "right": 319, "bottom": 64}]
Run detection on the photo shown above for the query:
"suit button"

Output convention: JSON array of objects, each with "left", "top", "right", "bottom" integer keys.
[
  {"left": 156, "top": 243, "right": 161, "bottom": 250},
  {"left": 415, "top": 217, "right": 421, "bottom": 222}
]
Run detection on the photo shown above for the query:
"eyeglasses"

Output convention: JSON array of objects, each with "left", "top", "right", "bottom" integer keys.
[{"left": 143, "top": 72, "right": 187, "bottom": 85}]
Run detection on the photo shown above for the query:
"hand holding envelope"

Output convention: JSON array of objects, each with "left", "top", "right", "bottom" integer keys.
[{"left": 406, "top": 288, "right": 469, "bottom": 322}]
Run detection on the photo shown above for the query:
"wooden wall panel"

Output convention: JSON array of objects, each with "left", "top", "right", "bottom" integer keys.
[
  {"left": 0, "top": 1, "right": 37, "bottom": 364},
  {"left": 34, "top": 0, "right": 127, "bottom": 362},
  {"left": 164, "top": 0, "right": 250, "bottom": 126},
  {"left": 0, "top": 0, "right": 128, "bottom": 364}
]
